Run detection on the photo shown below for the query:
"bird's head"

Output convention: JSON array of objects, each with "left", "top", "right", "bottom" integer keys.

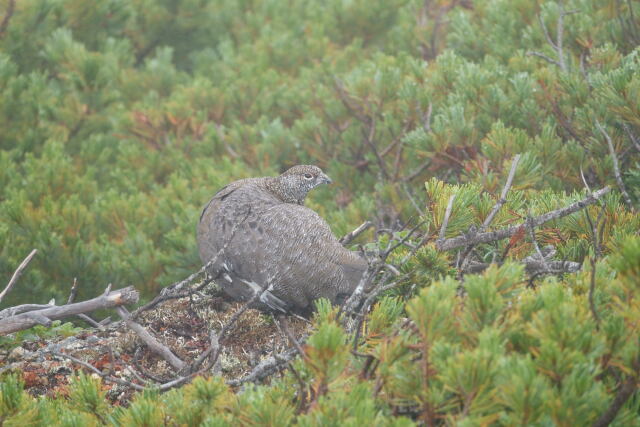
[{"left": 275, "top": 165, "right": 332, "bottom": 204}]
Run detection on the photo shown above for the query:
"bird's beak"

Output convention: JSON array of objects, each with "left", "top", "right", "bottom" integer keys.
[{"left": 320, "top": 173, "right": 332, "bottom": 185}]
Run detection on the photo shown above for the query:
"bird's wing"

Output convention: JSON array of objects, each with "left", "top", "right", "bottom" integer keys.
[
  {"left": 239, "top": 203, "right": 367, "bottom": 305},
  {"left": 199, "top": 178, "right": 261, "bottom": 223},
  {"left": 197, "top": 179, "right": 265, "bottom": 265}
]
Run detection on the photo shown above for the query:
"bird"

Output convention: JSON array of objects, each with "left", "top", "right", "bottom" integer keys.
[{"left": 197, "top": 165, "right": 368, "bottom": 315}]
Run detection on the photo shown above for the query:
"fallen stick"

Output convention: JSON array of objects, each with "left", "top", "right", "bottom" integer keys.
[
  {"left": 0, "top": 286, "right": 139, "bottom": 335},
  {"left": 116, "top": 306, "right": 186, "bottom": 372}
]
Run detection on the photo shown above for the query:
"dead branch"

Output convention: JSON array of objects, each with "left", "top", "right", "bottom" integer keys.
[
  {"left": 459, "top": 154, "right": 521, "bottom": 272},
  {"left": 226, "top": 347, "right": 299, "bottom": 387},
  {"left": 131, "top": 265, "right": 210, "bottom": 318},
  {"left": 527, "top": 1, "right": 578, "bottom": 72},
  {"left": 66, "top": 278, "right": 107, "bottom": 329},
  {"left": 437, "top": 186, "right": 611, "bottom": 251},
  {"left": 586, "top": 202, "right": 607, "bottom": 326},
  {"left": 116, "top": 306, "right": 186, "bottom": 372},
  {"left": 592, "top": 375, "right": 638, "bottom": 427},
  {"left": 484, "top": 155, "right": 521, "bottom": 228},
  {"left": 465, "top": 258, "right": 579, "bottom": 275},
  {"left": 53, "top": 351, "right": 145, "bottom": 391},
  {"left": 526, "top": 51, "right": 563, "bottom": 68},
  {"left": 622, "top": 123, "right": 640, "bottom": 153},
  {"left": 0, "top": 249, "right": 37, "bottom": 304},
  {"left": 0, "top": 285, "right": 139, "bottom": 336},
  {"left": 403, "top": 160, "right": 431, "bottom": 182},
  {"left": 438, "top": 194, "right": 456, "bottom": 241},
  {"left": 0, "top": 303, "right": 54, "bottom": 319},
  {"left": 339, "top": 221, "right": 374, "bottom": 246},
  {"left": 188, "top": 330, "right": 221, "bottom": 376},
  {"left": 188, "top": 280, "right": 283, "bottom": 375},
  {"left": 597, "top": 121, "right": 635, "bottom": 211},
  {"left": 276, "top": 314, "right": 306, "bottom": 358},
  {"left": 53, "top": 350, "right": 194, "bottom": 392},
  {"left": 67, "top": 278, "right": 79, "bottom": 304},
  {"left": 526, "top": 214, "right": 549, "bottom": 271},
  {"left": 0, "top": 0, "right": 15, "bottom": 38}
]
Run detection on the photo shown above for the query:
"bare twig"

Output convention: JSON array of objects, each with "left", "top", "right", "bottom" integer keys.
[
  {"left": 438, "top": 194, "right": 456, "bottom": 241},
  {"left": 227, "top": 347, "right": 299, "bottom": 387},
  {"left": 526, "top": 51, "right": 562, "bottom": 68},
  {"left": 131, "top": 266, "right": 210, "bottom": 318},
  {"left": 52, "top": 351, "right": 145, "bottom": 391},
  {"left": 189, "top": 330, "right": 221, "bottom": 376},
  {"left": 464, "top": 259, "right": 580, "bottom": 276},
  {"left": 0, "top": 249, "right": 37, "bottom": 304},
  {"left": 339, "top": 221, "right": 374, "bottom": 246},
  {"left": 67, "top": 278, "right": 79, "bottom": 304},
  {"left": 437, "top": 187, "right": 611, "bottom": 251},
  {"left": 421, "top": 102, "right": 433, "bottom": 133},
  {"left": 402, "top": 184, "right": 426, "bottom": 217},
  {"left": 276, "top": 314, "right": 306, "bottom": 358},
  {"left": 402, "top": 160, "right": 431, "bottom": 182},
  {"left": 77, "top": 314, "right": 104, "bottom": 329},
  {"left": 526, "top": 214, "right": 549, "bottom": 271},
  {"left": 0, "top": 285, "right": 139, "bottom": 335},
  {"left": 0, "top": 0, "right": 15, "bottom": 38},
  {"left": 64, "top": 278, "right": 104, "bottom": 329},
  {"left": 556, "top": 0, "right": 568, "bottom": 72},
  {"left": 54, "top": 350, "right": 194, "bottom": 392},
  {"left": 190, "top": 281, "right": 280, "bottom": 374},
  {"left": 116, "top": 306, "right": 186, "bottom": 372},
  {"left": 597, "top": 121, "right": 635, "bottom": 211},
  {"left": 585, "top": 204, "right": 606, "bottom": 326},
  {"left": 527, "top": 1, "right": 578, "bottom": 72},
  {"left": 458, "top": 155, "right": 521, "bottom": 273},
  {"left": 484, "top": 154, "right": 521, "bottom": 228},
  {"left": 622, "top": 123, "right": 640, "bottom": 153}
]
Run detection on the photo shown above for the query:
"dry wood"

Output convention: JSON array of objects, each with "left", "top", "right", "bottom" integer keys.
[
  {"left": 0, "top": 249, "right": 37, "bottom": 304},
  {"left": 623, "top": 123, "right": 640, "bottom": 152},
  {"left": 597, "top": 121, "right": 635, "bottom": 211},
  {"left": 437, "top": 186, "right": 611, "bottom": 251},
  {"left": 116, "top": 306, "right": 186, "bottom": 372},
  {"left": 227, "top": 347, "right": 299, "bottom": 387},
  {"left": 339, "top": 221, "right": 374, "bottom": 246},
  {"left": 464, "top": 259, "right": 580, "bottom": 275},
  {"left": 592, "top": 375, "right": 638, "bottom": 427},
  {"left": 438, "top": 194, "right": 456, "bottom": 241},
  {"left": 483, "top": 154, "right": 521, "bottom": 228},
  {"left": 459, "top": 154, "right": 521, "bottom": 273},
  {"left": 526, "top": 1, "right": 578, "bottom": 72},
  {"left": 0, "top": 286, "right": 139, "bottom": 335}
]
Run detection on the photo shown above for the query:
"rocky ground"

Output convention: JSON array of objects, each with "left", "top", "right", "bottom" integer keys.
[{"left": 0, "top": 285, "right": 310, "bottom": 405}]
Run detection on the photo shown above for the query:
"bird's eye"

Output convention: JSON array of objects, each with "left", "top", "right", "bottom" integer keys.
[{"left": 304, "top": 173, "right": 313, "bottom": 180}]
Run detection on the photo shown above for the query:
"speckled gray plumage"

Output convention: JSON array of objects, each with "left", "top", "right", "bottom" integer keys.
[{"left": 197, "top": 165, "right": 367, "bottom": 314}]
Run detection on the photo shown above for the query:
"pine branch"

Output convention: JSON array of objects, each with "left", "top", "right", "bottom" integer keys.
[{"left": 437, "top": 186, "right": 611, "bottom": 251}]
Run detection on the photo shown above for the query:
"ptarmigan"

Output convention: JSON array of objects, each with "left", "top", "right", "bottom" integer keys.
[{"left": 197, "top": 165, "right": 367, "bottom": 314}]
